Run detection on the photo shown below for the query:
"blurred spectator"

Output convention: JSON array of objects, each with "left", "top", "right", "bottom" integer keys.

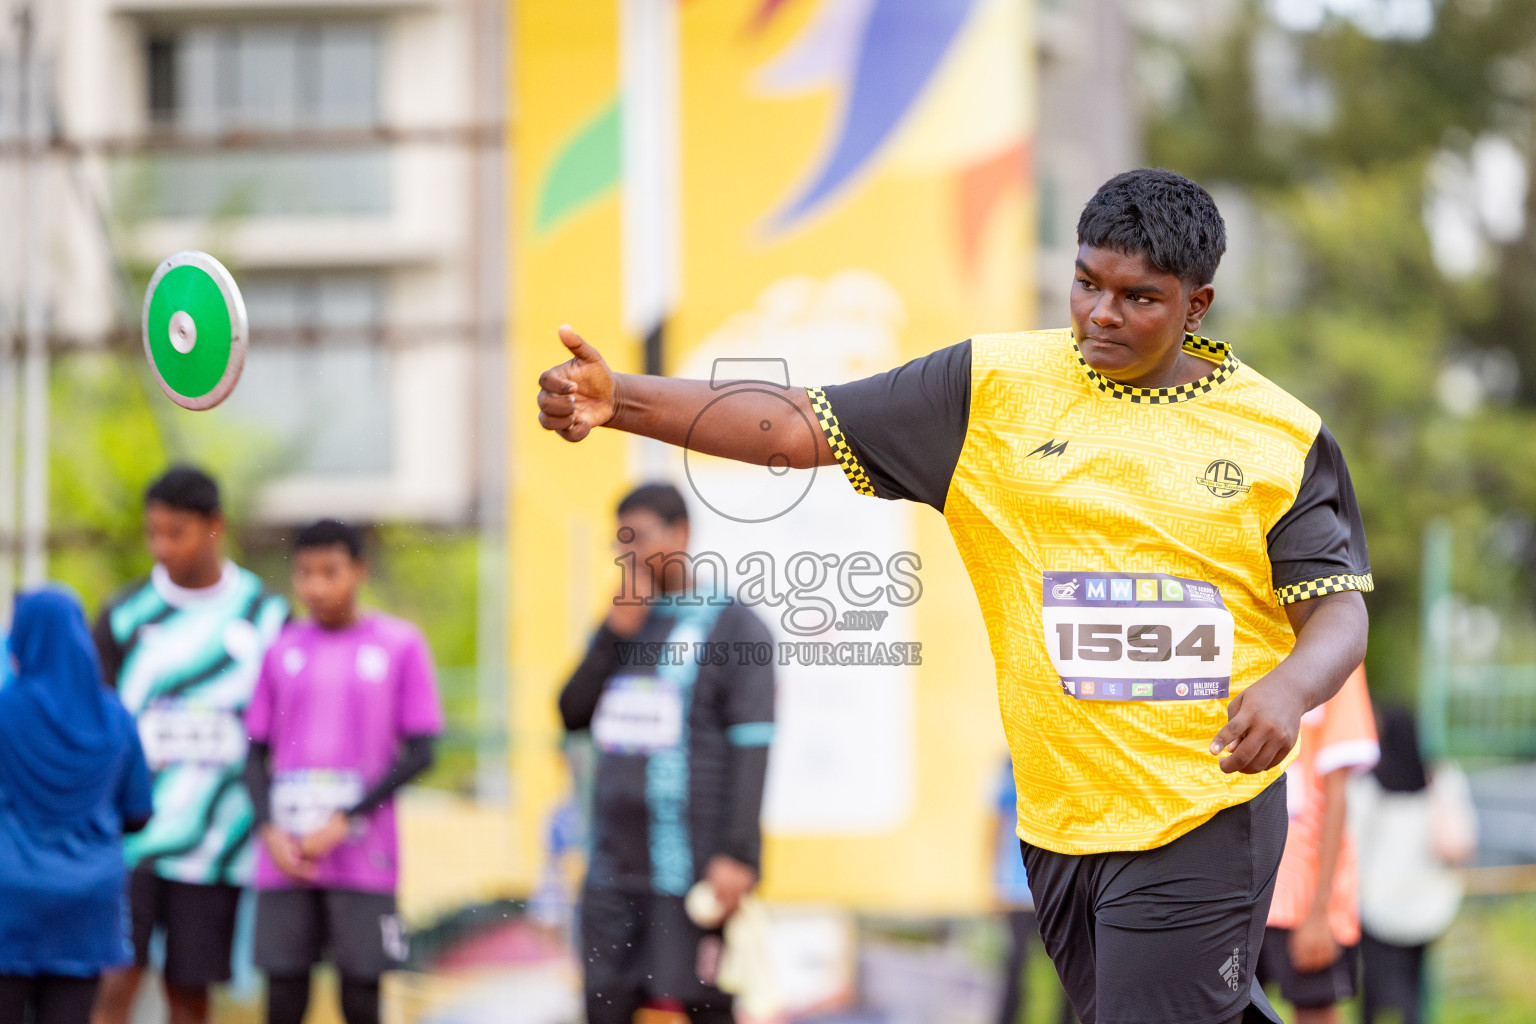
[
  {"left": 244, "top": 519, "right": 443, "bottom": 1024},
  {"left": 1256, "top": 665, "right": 1378, "bottom": 1024},
  {"left": 92, "top": 466, "right": 289, "bottom": 1024},
  {"left": 559, "top": 483, "right": 775, "bottom": 1024},
  {"left": 1352, "top": 707, "right": 1477, "bottom": 1024},
  {"left": 0, "top": 589, "right": 153, "bottom": 1024},
  {"left": 993, "top": 759, "right": 1074, "bottom": 1024}
]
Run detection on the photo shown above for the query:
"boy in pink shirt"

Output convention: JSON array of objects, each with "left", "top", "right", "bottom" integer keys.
[{"left": 243, "top": 520, "right": 444, "bottom": 1024}]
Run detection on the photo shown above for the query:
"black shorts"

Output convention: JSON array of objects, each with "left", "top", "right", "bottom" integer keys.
[
  {"left": 1255, "top": 927, "right": 1358, "bottom": 1009},
  {"left": 0, "top": 974, "right": 101, "bottom": 1024},
  {"left": 579, "top": 887, "right": 731, "bottom": 1019},
  {"left": 128, "top": 868, "right": 242, "bottom": 989},
  {"left": 1021, "top": 780, "right": 1288, "bottom": 1024},
  {"left": 253, "top": 889, "right": 407, "bottom": 981}
]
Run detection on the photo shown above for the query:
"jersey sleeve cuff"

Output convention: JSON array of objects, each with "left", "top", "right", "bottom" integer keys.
[
  {"left": 1274, "top": 572, "right": 1374, "bottom": 605},
  {"left": 1314, "top": 738, "right": 1380, "bottom": 777},
  {"left": 726, "top": 722, "right": 775, "bottom": 747},
  {"left": 806, "top": 386, "right": 876, "bottom": 497}
]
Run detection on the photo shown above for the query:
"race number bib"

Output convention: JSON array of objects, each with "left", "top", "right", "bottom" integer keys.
[
  {"left": 271, "top": 769, "right": 365, "bottom": 836},
  {"left": 591, "top": 675, "right": 684, "bottom": 754},
  {"left": 1042, "top": 572, "right": 1234, "bottom": 701},
  {"left": 139, "top": 702, "right": 247, "bottom": 769}
]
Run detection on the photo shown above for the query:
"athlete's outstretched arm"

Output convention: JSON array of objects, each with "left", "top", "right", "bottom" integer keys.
[
  {"left": 1210, "top": 589, "right": 1368, "bottom": 774},
  {"left": 536, "top": 326, "right": 836, "bottom": 468}
]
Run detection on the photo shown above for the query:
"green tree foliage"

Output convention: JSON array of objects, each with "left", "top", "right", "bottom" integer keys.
[
  {"left": 48, "top": 352, "right": 272, "bottom": 612},
  {"left": 1144, "top": 0, "right": 1536, "bottom": 697}
]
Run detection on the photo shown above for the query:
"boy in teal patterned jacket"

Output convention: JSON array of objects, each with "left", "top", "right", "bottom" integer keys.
[{"left": 92, "top": 467, "right": 287, "bottom": 1024}]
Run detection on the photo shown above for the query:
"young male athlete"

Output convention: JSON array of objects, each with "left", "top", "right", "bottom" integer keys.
[
  {"left": 244, "top": 520, "right": 442, "bottom": 1024},
  {"left": 1256, "top": 665, "right": 1378, "bottom": 1022},
  {"left": 93, "top": 467, "right": 289, "bottom": 1024},
  {"left": 560, "top": 483, "right": 775, "bottom": 1024},
  {"left": 536, "top": 170, "right": 1372, "bottom": 1024}
]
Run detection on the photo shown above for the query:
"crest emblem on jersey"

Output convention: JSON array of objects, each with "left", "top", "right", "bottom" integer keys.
[
  {"left": 357, "top": 645, "right": 390, "bottom": 683},
  {"left": 1197, "top": 459, "right": 1252, "bottom": 498}
]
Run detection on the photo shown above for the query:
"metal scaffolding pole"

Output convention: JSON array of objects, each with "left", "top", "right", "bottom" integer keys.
[
  {"left": 471, "top": 0, "right": 509, "bottom": 804},
  {"left": 17, "top": 0, "right": 45, "bottom": 588},
  {"left": 0, "top": 6, "right": 22, "bottom": 624}
]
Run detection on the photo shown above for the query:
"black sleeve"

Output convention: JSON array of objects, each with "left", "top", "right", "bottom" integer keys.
[
  {"left": 808, "top": 340, "right": 971, "bottom": 512},
  {"left": 348, "top": 735, "right": 436, "bottom": 817},
  {"left": 1267, "top": 423, "right": 1373, "bottom": 604},
  {"left": 559, "top": 623, "right": 626, "bottom": 732},
  {"left": 244, "top": 741, "right": 273, "bottom": 827},
  {"left": 710, "top": 606, "right": 775, "bottom": 872},
  {"left": 93, "top": 606, "right": 124, "bottom": 688}
]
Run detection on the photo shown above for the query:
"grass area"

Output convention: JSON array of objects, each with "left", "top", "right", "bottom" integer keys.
[
  {"left": 1432, "top": 893, "right": 1536, "bottom": 1024},
  {"left": 1258, "top": 893, "right": 1536, "bottom": 1024}
]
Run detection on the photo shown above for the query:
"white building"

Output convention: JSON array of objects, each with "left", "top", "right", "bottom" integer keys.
[
  {"left": 1033, "top": 0, "right": 1139, "bottom": 327},
  {"left": 31, "top": 0, "right": 503, "bottom": 526}
]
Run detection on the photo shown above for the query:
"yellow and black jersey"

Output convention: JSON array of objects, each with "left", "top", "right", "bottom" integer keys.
[{"left": 808, "top": 328, "right": 1372, "bottom": 855}]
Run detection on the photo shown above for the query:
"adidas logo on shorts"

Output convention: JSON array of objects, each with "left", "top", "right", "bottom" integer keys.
[{"left": 1219, "top": 946, "right": 1241, "bottom": 991}]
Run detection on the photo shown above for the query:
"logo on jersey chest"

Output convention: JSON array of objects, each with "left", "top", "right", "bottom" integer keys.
[
  {"left": 1196, "top": 459, "right": 1251, "bottom": 498},
  {"left": 1028, "top": 439, "right": 1069, "bottom": 459}
]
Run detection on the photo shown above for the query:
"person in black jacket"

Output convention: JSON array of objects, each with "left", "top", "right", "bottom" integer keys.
[{"left": 560, "top": 483, "right": 775, "bottom": 1024}]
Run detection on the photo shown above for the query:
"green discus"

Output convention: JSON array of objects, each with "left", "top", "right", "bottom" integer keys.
[{"left": 141, "top": 250, "right": 248, "bottom": 411}]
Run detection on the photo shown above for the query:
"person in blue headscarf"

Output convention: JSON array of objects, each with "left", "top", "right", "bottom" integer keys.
[{"left": 0, "top": 588, "right": 153, "bottom": 1024}]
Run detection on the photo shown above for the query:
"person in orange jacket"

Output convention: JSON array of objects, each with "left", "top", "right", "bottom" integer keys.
[{"left": 1255, "top": 665, "right": 1378, "bottom": 1023}]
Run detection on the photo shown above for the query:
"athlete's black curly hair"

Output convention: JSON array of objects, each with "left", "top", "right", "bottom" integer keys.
[
  {"left": 1077, "top": 169, "right": 1227, "bottom": 287},
  {"left": 144, "top": 465, "right": 221, "bottom": 516},
  {"left": 293, "top": 518, "right": 366, "bottom": 561},
  {"left": 617, "top": 482, "right": 689, "bottom": 526}
]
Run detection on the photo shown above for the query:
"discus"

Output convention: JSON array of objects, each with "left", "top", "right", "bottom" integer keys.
[{"left": 141, "top": 250, "right": 248, "bottom": 411}]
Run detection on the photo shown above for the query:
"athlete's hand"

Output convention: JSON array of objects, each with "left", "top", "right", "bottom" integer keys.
[
  {"left": 704, "top": 855, "right": 757, "bottom": 920},
  {"left": 605, "top": 596, "right": 650, "bottom": 637},
  {"left": 537, "top": 325, "right": 617, "bottom": 442},
  {"left": 1289, "top": 911, "right": 1340, "bottom": 973},
  {"left": 263, "top": 825, "right": 316, "bottom": 882},
  {"left": 1209, "top": 674, "right": 1304, "bottom": 774},
  {"left": 300, "top": 811, "right": 352, "bottom": 861},
  {"left": 605, "top": 568, "right": 654, "bottom": 637}
]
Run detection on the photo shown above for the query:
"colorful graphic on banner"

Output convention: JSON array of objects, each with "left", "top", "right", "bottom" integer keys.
[{"left": 510, "top": 0, "right": 1032, "bottom": 913}]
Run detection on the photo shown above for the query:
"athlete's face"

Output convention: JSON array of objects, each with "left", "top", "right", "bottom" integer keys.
[
  {"left": 145, "top": 502, "right": 224, "bottom": 588},
  {"left": 293, "top": 545, "right": 367, "bottom": 629},
  {"left": 615, "top": 509, "right": 690, "bottom": 595},
  {"left": 1069, "top": 245, "right": 1215, "bottom": 388}
]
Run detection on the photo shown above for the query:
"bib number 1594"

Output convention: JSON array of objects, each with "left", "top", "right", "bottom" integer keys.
[
  {"left": 1054, "top": 622, "right": 1221, "bottom": 663},
  {"left": 1042, "top": 571, "right": 1234, "bottom": 701}
]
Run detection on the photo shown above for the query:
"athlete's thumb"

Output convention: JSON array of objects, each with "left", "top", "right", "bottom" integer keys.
[
  {"left": 1209, "top": 692, "right": 1245, "bottom": 756},
  {"left": 558, "top": 324, "right": 602, "bottom": 364}
]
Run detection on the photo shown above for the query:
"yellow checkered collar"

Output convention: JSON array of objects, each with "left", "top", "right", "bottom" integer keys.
[{"left": 1072, "top": 333, "right": 1239, "bottom": 406}]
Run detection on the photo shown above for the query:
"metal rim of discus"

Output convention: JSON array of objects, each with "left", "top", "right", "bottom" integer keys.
[{"left": 141, "top": 250, "right": 248, "bottom": 411}]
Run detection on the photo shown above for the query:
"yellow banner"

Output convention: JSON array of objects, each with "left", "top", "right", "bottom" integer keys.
[{"left": 510, "top": 0, "right": 1033, "bottom": 913}]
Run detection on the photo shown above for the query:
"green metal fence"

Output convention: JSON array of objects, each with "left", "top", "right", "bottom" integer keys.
[
  {"left": 1417, "top": 523, "right": 1536, "bottom": 761},
  {"left": 424, "top": 666, "right": 507, "bottom": 797}
]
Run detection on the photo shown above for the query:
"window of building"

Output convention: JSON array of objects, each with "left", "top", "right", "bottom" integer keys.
[
  {"left": 133, "top": 22, "right": 387, "bottom": 216},
  {"left": 1039, "top": 169, "right": 1061, "bottom": 249},
  {"left": 215, "top": 272, "right": 393, "bottom": 475},
  {"left": 146, "top": 22, "right": 380, "bottom": 133}
]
